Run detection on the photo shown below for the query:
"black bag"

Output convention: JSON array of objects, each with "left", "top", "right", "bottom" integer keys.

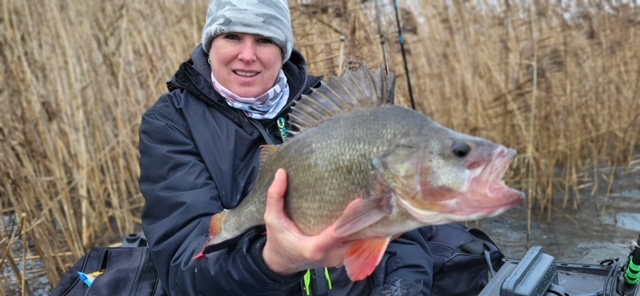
[
  {"left": 51, "top": 247, "right": 167, "bottom": 296},
  {"left": 425, "top": 223, "right": 505, "bottom": 296}
]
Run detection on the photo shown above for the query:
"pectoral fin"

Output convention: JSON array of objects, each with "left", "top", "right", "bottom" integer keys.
[
  {"left": 333, "top": 197, "right": 391, "bottom": 238},
  {"left": 344, "top": 237, "right": 391, "bottom": 281}
]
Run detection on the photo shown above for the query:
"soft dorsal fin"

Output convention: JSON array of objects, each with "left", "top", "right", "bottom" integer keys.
[
  {"left": 259, "top": 145, "right": 279, "bottom": 167},
  {"left": 288, "top": 68, "right": 396, "bottom": 137}
]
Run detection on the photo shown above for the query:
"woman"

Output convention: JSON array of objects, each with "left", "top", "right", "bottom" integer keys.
[{"left": 139, "top": 0, "right": 434, "bottom": 294}]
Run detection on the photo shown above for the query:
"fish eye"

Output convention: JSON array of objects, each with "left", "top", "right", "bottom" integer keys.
[{"left": 451, "top": 141, "right": 471, "bottom": 158}]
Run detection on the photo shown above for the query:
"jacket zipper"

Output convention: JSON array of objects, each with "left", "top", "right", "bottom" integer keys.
[{"left": 247, "top": 69, "right": 309, "bottom": 145}]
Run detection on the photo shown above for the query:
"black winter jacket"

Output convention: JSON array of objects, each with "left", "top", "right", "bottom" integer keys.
[{"left": 139, "top": 46, "right": 434, "bottom": 295}]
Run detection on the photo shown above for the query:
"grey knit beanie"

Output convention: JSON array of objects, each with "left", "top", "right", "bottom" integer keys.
[{"left": 201, "top": 0, "right": 294, "bottom": 63}]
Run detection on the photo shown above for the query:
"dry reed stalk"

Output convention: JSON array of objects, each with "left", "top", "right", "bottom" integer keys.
[
  {"left": 1, "top": 0, "right": 207, "bottom": 292},
  {"left": 524, "top": 1, "right": 540, "bottom": 241}
]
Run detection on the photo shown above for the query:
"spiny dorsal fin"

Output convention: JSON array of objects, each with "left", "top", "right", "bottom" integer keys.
[{"left": 288, "top": 68, "right": 396, "bottom": 137}]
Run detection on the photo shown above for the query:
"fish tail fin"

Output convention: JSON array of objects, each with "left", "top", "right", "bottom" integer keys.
[
  {"left": 194, "top": 212, "right": 229, "bottom": 260},
  {"left": 344, "top": 237, "right": 391, "bottom": 281}
]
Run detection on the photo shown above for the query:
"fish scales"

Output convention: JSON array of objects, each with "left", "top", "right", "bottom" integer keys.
[
  {"left": 273, "top": 106, "right": 428, "bottom": 235},
  {"left": 201, "top": 68, "right": 525, "bottom": 281}
]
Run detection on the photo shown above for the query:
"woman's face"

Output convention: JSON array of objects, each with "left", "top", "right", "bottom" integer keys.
[{"left": 209, "top": 33, "right": 283, "bottom": 98}]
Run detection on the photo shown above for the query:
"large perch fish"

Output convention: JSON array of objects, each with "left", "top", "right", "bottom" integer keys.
[{"left": 204, "top": 68, "right": 524, "bottom": 281}]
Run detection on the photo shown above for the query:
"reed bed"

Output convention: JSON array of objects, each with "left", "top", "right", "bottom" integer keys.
[{"left": 1, "top": 0, "right": 639, "bottom": 294}]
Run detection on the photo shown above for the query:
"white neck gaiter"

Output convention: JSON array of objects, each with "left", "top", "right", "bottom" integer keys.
[{"left": 211, "top": 70, "right": 289, "bottom": 120}]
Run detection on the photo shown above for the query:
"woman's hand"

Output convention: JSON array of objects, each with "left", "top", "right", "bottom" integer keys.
[{"left": 262, "top": 169, "right": 349, "bottom": 275}]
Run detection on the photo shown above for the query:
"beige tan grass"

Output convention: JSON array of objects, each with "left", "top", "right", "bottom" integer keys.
[{"left": 1, "top": 0, "right": 639, "bottom": 294}]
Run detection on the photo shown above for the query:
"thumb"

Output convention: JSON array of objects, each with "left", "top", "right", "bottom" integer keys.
[{"left": 265, "top": 169, "right": 288, "bottom": 219}]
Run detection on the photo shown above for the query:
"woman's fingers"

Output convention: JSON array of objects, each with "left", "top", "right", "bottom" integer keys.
[
  {"left": 264, "top": 169, "right": 288, "bottom": 226},
  {"left": 266, "top": 169, "right": 287, "bottom": 213},
  {"left": 265, "top": 169, "right": 301, "bottom": 234},
  {"left": 309, "top": 221, "right": 349, "bottom": 266},
  {"left": 263, "top": 168, "right": 348, "bottom": 273},
  {"left": 263, "top": 169, "right": 309, "bottom": 274}
]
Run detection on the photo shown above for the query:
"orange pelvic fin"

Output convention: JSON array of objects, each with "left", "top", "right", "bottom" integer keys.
[
  {"left": 334, "top": 197, "right": 391, "bottom": 238},
  {"left": 344, "top": 237, "right": 391, "bottom": 281}
]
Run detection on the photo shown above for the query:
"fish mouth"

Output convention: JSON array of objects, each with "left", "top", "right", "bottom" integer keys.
[
  {"left": 479, "top": 147, "right": 515, "bottom": 184},
  {"left": 455, "top": 146, "right": 525, "bottom": 216},
  {"left": 398, "top": 146, "right": 524, "bottom": 225},
  {"left": 394, "top": 144, "right": 524, "bottom": 225}
]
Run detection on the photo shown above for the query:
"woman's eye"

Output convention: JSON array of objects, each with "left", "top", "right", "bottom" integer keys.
[
  {"left": 223, "top": 34, "right": 240, "bottom": 41},
  {"left": 257, "top": 38, "right": 274, "bottom": 44}
]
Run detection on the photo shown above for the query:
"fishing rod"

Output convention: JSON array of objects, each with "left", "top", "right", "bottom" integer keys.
[
  {"left": 292, "top": 5, "right": 348, "bottom": 67},
  {"left": 374, "top": 0, "right": 390, "bottom": 76},
  {"left": 374, "top": 0, "right": 396, "bottom": 105},
  {"left": 392, "top": 0, "right": 416, "bottom": 110},
  {"left": 293, "top": 5, "right": 346, "bottom": 38}
]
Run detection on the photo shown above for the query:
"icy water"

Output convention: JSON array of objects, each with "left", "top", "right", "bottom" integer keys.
[{"left": 479, "top": 165, "right": 640, "bottom": 265}]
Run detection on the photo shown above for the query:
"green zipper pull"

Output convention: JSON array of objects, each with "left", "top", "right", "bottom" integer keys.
[
  {"left": 304, "top": 269, "right": 312, "bottom": 296},
  {"left": 324, "top": 267, "right": 333, "bottom": 290},
  {"left": 277, "top": 117, "right": 287, "bottom": 142},
  {"left": 303, "top": 268, "right": 333, "bottom": 296}
]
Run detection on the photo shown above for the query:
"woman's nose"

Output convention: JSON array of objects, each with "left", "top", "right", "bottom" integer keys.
[{"left": 237, "top": 41, "right": 257, "bottom": 62}]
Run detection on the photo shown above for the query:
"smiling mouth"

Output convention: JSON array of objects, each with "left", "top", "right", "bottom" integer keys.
[{"left": 234, "top": 70, "right": 258, "bottom": 77}]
